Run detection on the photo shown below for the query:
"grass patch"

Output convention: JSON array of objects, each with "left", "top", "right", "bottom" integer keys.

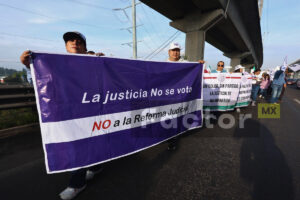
[{"left": 0, "top": 108, "right": 39, "bottom": 130}]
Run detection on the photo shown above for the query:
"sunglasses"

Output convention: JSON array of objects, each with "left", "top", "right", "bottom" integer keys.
[{"left": 217, "top": 64, "right": 224, "bottom": 67}]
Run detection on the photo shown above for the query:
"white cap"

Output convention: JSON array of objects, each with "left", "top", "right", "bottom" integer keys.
[
  {"left": 234, "top": 65, "right": 245, "bottom": 71},
  {"left": 280, "top": 65, "right": 287, "bottom": 71},
  {"left": 275, "top": 66, "right": 280, "bottom": 71},
  {"left": 169, "top": 42, "right": 181, "bottom": 50}
]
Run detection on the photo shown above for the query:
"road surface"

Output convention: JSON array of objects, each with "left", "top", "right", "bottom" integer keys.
[{"left": 0, "top": 85, "right": 299, "bottom": 200}]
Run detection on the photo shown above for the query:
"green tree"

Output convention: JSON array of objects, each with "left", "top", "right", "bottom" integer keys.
[
  {"left": 4, "top": 71, "right": 26, "bottom": 83},
  {"left": 0, "top": 67, "right": 18, "bottom": 76}
]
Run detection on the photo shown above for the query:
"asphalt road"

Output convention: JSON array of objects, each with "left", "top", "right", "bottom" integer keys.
[{"left": 0, "top": 85, "right": 299, "bottom": 200}]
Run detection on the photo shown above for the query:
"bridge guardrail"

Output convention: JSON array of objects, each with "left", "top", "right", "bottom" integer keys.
[{"left": 0, "top": 84, "right": 36, "bottom": 110}]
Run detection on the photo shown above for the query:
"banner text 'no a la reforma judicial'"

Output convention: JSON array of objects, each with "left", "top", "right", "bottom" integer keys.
[{"left": 30, "top": 52, "right": 203, "bottom": 173}]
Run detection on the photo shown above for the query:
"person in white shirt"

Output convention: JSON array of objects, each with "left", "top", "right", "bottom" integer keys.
[
  {"left": 234, "top": 65, "right": 245, "bottom": 73},
  {"left": 167, "top": 42, "right": 185, "bottom": 62},
  {"left": 251, "top": 69, "right": 262, "bottom": 106},
  {"left": 167, "top": 42, "right": 205, "bottom": 64},
  {"left": 166, "top": 42, "right": 204, "bottom": 150}
]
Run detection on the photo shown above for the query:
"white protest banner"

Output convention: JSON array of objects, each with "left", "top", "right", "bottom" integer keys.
[
  {"left": 236, "top": 74, "right": 252, "bottom": 107},
  {"left": 203, "top": 73, "right": 241, "bottom": 111}
]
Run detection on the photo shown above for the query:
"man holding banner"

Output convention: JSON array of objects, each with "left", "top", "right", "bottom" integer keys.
[
  {"left": 20, "top": 31, "right": 104, "bottom": 200},
  {"left": 234, "top": 65, "right": 245, "bottom": 73},
  {"left": 167, "top": 42, "right": 186, "bottom": 62},
  {"left": 233, "top": 65, "right": 245, "bottom": 113},
  {"left": 166, "top": 42, "right": 204, "bottom": 150},
  {"left": 211, "top": 61, "right": 227, "bottom": 73},
  {"left": 20, "top": 37, "right": 203, "bottom": 200},
  {"left": 167, "top": 42, "right": 205, "bottom": 64},
  {"left": 166, "top": 42, "right": 184, "bottom": 150},
  {"left": 250, "top": 69, "right": 262, "bottom": 106}
]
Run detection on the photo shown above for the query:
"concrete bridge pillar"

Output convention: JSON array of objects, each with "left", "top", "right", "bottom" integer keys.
[
  {"left": 230, "top": 57, "right": 241, "bottom": 68},
  {"left": 170, "top": 9, "right": 224, "bottom": 61},
  {"left": 185, "top": 30, "right": 205, "bottom": 61},
  {"left": 224, "top": 52, "right": 251, "bottom": 70}
]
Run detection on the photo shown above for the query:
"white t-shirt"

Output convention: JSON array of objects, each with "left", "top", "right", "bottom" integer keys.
[
  {"left": 167, "top": 57, "right": 187, "bottom": 62},
  {"left": 252, "top": 72, "right": 263, "bottom": 84}
]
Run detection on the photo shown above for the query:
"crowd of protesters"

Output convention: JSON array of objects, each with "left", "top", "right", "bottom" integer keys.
[
  {"left": 201, "top": 56, "right": 288, "bottom": 105},
  {"left": 20, "top": 34, "right": 289, "bottom": 199},
  {"left": 250, "top": 65, "right": 288, "bottom": 105}
]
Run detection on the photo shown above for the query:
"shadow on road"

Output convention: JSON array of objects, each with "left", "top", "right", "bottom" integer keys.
[
  {"left": 234, "top": 119, "right": 294, "bottom": 200},
  {"left": 75, "top": 146, "right": 175, "bottom": 200}
]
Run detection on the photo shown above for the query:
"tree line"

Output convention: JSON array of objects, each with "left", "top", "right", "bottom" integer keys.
[{"left": 0, "top": 67, "right": 28, "bottom": 84}]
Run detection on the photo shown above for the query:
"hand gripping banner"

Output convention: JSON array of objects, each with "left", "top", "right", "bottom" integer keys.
[{"left": 30, "top": 52, "right": 203, "bottom": 173}]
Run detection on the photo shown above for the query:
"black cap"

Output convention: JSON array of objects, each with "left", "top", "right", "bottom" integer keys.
[{"left": 63, "top": 31, "right": 86, "bottom": 47}]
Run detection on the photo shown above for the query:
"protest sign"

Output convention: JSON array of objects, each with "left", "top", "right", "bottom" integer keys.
[
  {"left": 203, "top": 73, "right": 241, "bottom": 111},
  {"left": 236, "top": 74, "right": 252, "bottom": 107},
  {"left": 30, "top": 52, "right": 203, "bottom": 173}
]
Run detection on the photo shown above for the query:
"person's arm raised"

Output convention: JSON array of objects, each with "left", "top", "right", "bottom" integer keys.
[{"left": 20, "top": 50, "right": 31, "bottom": 69}]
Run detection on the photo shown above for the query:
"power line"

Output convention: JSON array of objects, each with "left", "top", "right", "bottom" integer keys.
[
  {"left": 121, "top": 40, "right": 142, "bottom": 47},
  {"left": 142, "top": 4, "right": 167, "bottom": 39},
  {"left": 0, "top": 32, "right": 60, "bottom": 43},
  {"left": 112, "top": 2, "right": 141, "bottom": 24},
  {"left": 136, "top": 15, "right": 160, "bottom": 49},
  {"left": 111, "top": 3, "right": 153, "bottom": 58},
  {"left": 114, "top": 1, "right": 142, "bottom": 59},
  {"left": 63, "top": 0, "right": 113, "bottom": 10},
  {"left": 139, "top": 4, "right": 165, "bottom": 45},
  {"left": 142, "top": 41, "right": 154, "bottom": 52},
  {"left": 64, "top": 0, "right": 133, "bottom": 25},
  {"left": 121, "top": 9, "right": 130, "bottom": 21},
  {"left": 135, "top": 6, "right": 171, "bottom": 55},
  {"left": 120, "top": 24, "right": 143, "bottom": 33},
  {"left": 136, "top": 4, "right": 180, "bottom": 59},
  {"left": 112, "top": 10, "right": 130, "bottom": 23},
  {"left": 112, "top": 1, "right": 141, "bottom": 22},
  {"left": 0, "top": 32, "right": 105, "bottom": 50},
  {"left": 0, "top": 59, "right": 21, "bottom": 63},
  {"left": 128, "top": 14, "right": 155, "bottom": 53},
  {"left": 0, "top": 2, "right": 113, "bottom": 30},
  {"left": 113, "top": 2, "right": 141, "bottom": 11},
  {"left": 144, "top": 31, "right": 180, "bottom": 60},
  {"left": 0, "top": 1, "right": 181, "bottom": 61},
  {"left": 114, "top": 2, "right": 158, "bottom": 56},
  {"left": 139, "top": 25, "right": 161, "bottom": 53},
  {"left": 148, "top": 32, "right": 181, "bottom": 60}
]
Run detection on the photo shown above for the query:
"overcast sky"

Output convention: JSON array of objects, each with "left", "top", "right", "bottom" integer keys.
[{"left": 0, "top": 0, "right": 299, "bottom": 71}]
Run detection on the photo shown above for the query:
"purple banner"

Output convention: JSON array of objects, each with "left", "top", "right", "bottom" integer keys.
[{"left": 31, "top": 52, "right": 203, "bottom": 173}]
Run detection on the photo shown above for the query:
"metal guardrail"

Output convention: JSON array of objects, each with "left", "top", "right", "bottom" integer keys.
[
  {"left": 0, "top": 123, "right": 39, "bottom": 139},
  {"left": 0, "top": 84, "right": 36, "bottom": 110}
]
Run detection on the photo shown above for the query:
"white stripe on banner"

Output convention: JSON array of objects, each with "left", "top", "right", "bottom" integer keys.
[{"left": 41, "top": 99, "right": 203, "bottom": 144}]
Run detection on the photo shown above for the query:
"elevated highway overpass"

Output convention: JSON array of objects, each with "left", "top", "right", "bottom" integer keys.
[{"left": 141, "top": 0, "right": 263, "bottom": 68}]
